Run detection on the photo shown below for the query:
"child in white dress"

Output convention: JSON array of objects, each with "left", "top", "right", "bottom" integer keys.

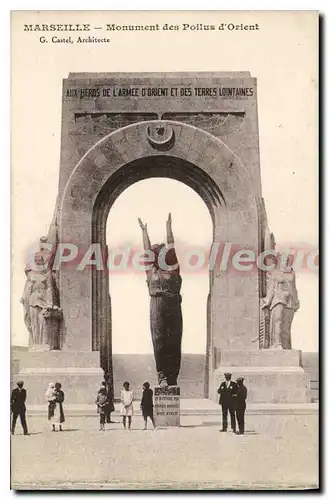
[{"left": 120, "top": 381, "right": 134, "bottom": 429}]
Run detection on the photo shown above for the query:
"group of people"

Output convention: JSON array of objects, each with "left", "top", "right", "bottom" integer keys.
[
  {"left": 11, "top": 378, "right": 156, "bottom": 435},
  {"left": 11, "top": 373, "right": 248, "bottom": 436},
  {"left": 11, "top": 380, "right": 66, "bottom": 435},
  {"left": 95, "top": 380, "right": 155, "bottom": 431},
  {"left": 218, "top": 373, "right": 248, "bottom": 435}
]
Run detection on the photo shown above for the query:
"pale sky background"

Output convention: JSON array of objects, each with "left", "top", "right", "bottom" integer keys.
[{"left": 11, "top": 11, "right": 318, "bottom": 353}]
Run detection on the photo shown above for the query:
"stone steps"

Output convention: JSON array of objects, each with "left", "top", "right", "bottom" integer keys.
[{"left": 25, "top": 399, "right": 318, "bottom": 417}]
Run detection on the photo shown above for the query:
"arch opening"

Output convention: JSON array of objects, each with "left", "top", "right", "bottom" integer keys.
[
  {"left": 92, "top": 156, "right": 223, "bottom": 398},
  {"left": 106, "top": 177, "right": 213, "bottom": 398}
]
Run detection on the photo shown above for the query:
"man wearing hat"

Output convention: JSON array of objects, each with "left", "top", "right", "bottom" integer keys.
[
  {"left": 11, "top": 381, "right": 29, "bottom": 435},
  {"left": 217, "top": 373, "right": 237, "bottom": 433},
  {"left": 235, "top": 377, "right": 248, "bottom": 435}
]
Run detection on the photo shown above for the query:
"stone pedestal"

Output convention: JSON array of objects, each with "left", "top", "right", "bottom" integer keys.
[
  {"left": 13, "top": 351, "right": 103, "bottom": 405},
  {"left": 210, "top": 350, "right": 311, "bottom": 404},
  {"left": 154, "top": 386, "right": 180, "bottom": 427}
]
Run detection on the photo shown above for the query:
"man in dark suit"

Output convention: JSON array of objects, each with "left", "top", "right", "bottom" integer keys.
[
  {"left": 11, "top": 381, "right": 29, "bottom": 435},
  {"left": 235, "top": 377, "right": 247, "bottom": 435},
  {"left": 217, "top": 372, "right": 237, "bottom": 433}
]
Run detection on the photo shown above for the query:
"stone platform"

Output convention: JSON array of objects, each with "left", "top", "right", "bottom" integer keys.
[
  {"left": 25, "top": 399, "right": 318, "bottom": 417},
  {"left": 210, "top": 350, "right": 311, "bottom": 404},
  {"left": 13, "top": 351, "right": 103, "bottom": 405}
]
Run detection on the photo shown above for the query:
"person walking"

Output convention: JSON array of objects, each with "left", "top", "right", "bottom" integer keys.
[
  {"left": 235, "top": 377, "right": 247, "bottom": 435},
  {"left": 120, "top": 381, "right": 134, "bottom": 429},
  {"left": 11, "top": 381, "right": 29, "bottom": 435},
  {"left": 217, "top": 373, "right": 237, "bottom": 433},
  {"left": 140, "top": 382, "right": 156, "bottom": 430}
]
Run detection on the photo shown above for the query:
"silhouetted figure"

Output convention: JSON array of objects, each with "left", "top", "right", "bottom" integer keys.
[
  {"left": 103, "top": 373, "right": 115, "bottom": 423},
  {"left": 53, "top": 382, "right": 65, "bottom": 431},
  {"left": 217, "top": 373, "right": 237, "bottom": 433},
  {"left": 140, "top": 382, "right": 156, "bottom": 430},
  {"left": 11, "top": 381, "right": 29, "bottom": 435},
  {"left": 235, "top": 377, "right": 247, "bottom": 435}
]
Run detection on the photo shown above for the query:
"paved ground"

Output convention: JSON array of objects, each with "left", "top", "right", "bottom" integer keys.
[{"left": 11, "top": 413, "right": 318, "bottom": 490}]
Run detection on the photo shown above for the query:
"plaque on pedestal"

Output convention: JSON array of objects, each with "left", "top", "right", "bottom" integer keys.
[{"left": 154, "top": 386, "right": 180, "bottom": 427}]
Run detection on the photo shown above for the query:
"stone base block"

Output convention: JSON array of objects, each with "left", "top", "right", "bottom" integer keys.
[
  {"left": 154, "top": 386, "right": 180, "bottom": 427},
  {"left": 216, "top": 349, "right": 302, "bottom": 367},
  {"left": 210, "top": 349, "right": 311, "bottom": 403},
  {"left": 12, "top": 351, "right": 103, "bottom": 405},
  {"left": 16, "top": 350, "right": 100, "bottom": 368},
  {"left": 210, "top": 366, "right": 311, "bottom": 404}
]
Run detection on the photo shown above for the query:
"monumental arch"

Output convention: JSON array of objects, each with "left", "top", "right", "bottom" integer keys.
[{"left": 16, "top": 73, "right": 311, "bottom": 405}]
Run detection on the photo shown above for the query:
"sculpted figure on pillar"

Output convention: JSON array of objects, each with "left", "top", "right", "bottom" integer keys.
[
  {"left": 261, "top": 254, "right": 300, "bottom": 350},
  {"left": 21, "top": 237, "right": 62, "bottom": 351}
]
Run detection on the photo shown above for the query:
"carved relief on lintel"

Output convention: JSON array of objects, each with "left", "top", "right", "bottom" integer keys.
[{"left": 70, "top": 111, "right": 245, "bottom": 138}]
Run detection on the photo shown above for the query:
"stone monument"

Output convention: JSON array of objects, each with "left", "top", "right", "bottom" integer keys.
[
  {"left": 138, "top": 213, "right": 182, "bottom": 426},
  {"left": 14, "top": 72, "right": 310, "bottom": 406}
]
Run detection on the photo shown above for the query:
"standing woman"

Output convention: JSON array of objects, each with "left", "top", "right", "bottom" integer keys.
[
  {"left": 54, "top": 382, "right": 65, "bottom": 431},
  {"left": 45, "top": 382, "right": 57, "bottom": 431},
  {"left": 140, "top": 382, "right": 156, "bottom": 430},
  {"left": 120, "top": 381, "right": 134, "bottom": 429}
]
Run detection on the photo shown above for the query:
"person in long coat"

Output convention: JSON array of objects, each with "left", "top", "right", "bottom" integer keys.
[
  {"left": 103, "top": 374, "right": 115, "bottom": 423},
  {"left": 11, "top": 381, "right": 29, "bottom": 435},
  {"left": 140, "top": 382, "right": 155, "bottom": 430},
  {"left": 235, "top": 377, "right": 248, "bottom": 435},
  {"left": 217, "top": 373, "right": 237, "bottom": 433}
]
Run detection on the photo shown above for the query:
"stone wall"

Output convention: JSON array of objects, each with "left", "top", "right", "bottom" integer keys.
[{"left": 11, "top": 347, "right": 318, "bottom": 402}]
